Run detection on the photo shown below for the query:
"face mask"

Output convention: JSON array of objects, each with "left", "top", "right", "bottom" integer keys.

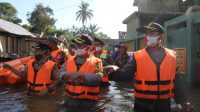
[
  {"left": 35, "top": 54, "right": 42, "bottom": 60},
  {"left": 95, "top": 47, "right": 102, "bottom": 51},
  {"left": 146, "top": 36, "right": 160, "bottom": 47},
  {"left": 72, "top": 48, "right": 76, "bottom": 52},
  {"left": 114, "top": 48, "right": 118, "bottom": 51},
  {"left": 76, "top": 48, "right": 87, "bottom": 56}
]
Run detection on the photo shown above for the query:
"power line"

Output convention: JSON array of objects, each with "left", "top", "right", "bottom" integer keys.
[
  {"left": 17, "top": 4, "right": 79, "bottom": 15},
  {"left": 54, "top": 4, "right": 79, "bottom": 11}
]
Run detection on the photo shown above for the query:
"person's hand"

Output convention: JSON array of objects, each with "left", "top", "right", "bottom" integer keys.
[
  {"left": 67, "top": 72, "right": 85, "bottom": 84},
  {"left": 38, "top": 88, "right": 49, "bottom": 96},
  {"left": 181, "top": 102, "right": 194, "bottom": 112},
  {"left": 103, "top": 65, "right": 119, "bottom": 74}
]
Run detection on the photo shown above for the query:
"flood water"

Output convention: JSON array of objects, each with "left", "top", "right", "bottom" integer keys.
[{"left": 0, "top": 81, "right": 199, "bottom": 112}]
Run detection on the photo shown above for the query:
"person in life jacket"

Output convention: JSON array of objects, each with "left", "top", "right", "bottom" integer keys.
[
  {"left": 92, "top": 37, "right": 113, "bottom": 87},
  {"left": 104, "top": 22, "right": 193, "bottom": 112},
  {"left": 68, "top": 43, "right": 76, "bottom": 57},
  {"left": 114, "top": 44, "right": 129, "bottom": 69},
  {"left": 58, "top": 35, "right": 103, "bottom": 111},
  {"left": 2, "top": 42, "right": 59, "bottom": 96},
  {"left": 47, "top": 36, "right": 66, "bottom": 69}
]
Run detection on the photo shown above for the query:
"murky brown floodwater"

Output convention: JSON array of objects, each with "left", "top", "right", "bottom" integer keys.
[{"left": 0, "top": 81, "right": 199, "bottom": 112}]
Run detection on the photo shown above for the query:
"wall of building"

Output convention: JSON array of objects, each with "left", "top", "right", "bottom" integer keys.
[
  {"left": 125, "top": 40, "right": 135, "bottom": 51},
  {"left": 0, "top": 35, "right": 27, "bottom": 57},
  {"left": 126, "top": 16, "right": 140, "bottom": 39},
  {"left": 138, "top": 0, "right": 181, "bottom": 12},
  {"left": 165, "top": 12, "right": 200, "bottom": 86}
]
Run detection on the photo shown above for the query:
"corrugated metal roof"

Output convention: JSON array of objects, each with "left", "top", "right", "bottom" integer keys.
[{"left": 0, "top": 19, "right": 35, "bottom": 37}]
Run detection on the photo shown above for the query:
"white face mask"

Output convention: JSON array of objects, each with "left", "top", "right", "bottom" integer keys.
[
  {"left": 146, "top": 36, "right": 160, "bottom": 47},
  {"left": 95, "top": 47, "right": 102, "bottom": 51},
  {"left": 114, "top": 48, "right": 118, "bottom": 51},
  {"left": 72, "top": 48, "right": 76, "bottom": 53},
  {"left": 76, "top": 48, "right": 87, "bottom": 56}
]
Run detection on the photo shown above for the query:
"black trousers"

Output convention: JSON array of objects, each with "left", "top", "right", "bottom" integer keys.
[{"left": 133, "top": 99, "right": 171, "bottom": 112}]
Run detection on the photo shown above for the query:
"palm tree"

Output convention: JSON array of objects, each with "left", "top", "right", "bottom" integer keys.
[
  {"left": 76, "top": 1, "right": 93, "bottom": 27},
  {"left": 87, "top": 24, "right": 100, "bottom": 37}
]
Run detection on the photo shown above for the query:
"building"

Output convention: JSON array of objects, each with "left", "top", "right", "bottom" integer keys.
[
  {"left": 118, "top": 31, "right": 127, "bottom": 39},
  {"left": 0, "top": 19, "right": 35, "bottom": 59},
  {"left": 123, "top": 0, "right": 186, "bottom": 52},
  {"left": 123, "top": 11, "right": 183, "bottom": 51},
  {"left": 164, "top": 11, "right": 200, "bottom": 86}
]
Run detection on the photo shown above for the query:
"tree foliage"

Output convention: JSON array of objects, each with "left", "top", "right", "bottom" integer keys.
[
  {"left": 87, "top": 24, "right": 100, "bottom": 37},
  {"left": 76, "top": 1, "right": 93, "bottom": 26},
  {"left": 96, "top": 32, "right": 110, "bottom": 39},
  {"left": 0, "top": 2, "right": 21, "bottom": 24},
  {"left": 70, "top": 24, "right": 109, "bottom": 39},
  {"left": 27, "top": 3, "right": 56, "bottom": 34}
]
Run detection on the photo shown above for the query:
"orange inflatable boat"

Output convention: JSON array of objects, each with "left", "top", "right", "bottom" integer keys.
[{"left": 0, "top": 56, "right": 33, "bottom": 85}]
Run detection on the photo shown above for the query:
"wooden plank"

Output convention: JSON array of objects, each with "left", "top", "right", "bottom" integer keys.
[{"left": 0, "top": 36, "right": 5, "bottom": 53}]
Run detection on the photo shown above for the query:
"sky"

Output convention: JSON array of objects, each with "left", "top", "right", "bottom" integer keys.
[{"left": 1, "top": 0, "right": 138, "bottom": 39}]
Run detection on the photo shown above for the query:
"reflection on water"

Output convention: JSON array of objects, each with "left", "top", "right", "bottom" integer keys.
[{"left": 0, "top": 81, "right": 199, "bottom": 112}]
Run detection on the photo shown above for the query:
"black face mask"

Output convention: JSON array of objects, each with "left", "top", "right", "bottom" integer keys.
[{"left": 35, "top": 54, "right": 42, "bottom": 60}]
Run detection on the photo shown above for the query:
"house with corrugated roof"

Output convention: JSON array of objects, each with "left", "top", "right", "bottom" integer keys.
[{"left": 0, "top": 19, "right": 35, "bottom": 59}]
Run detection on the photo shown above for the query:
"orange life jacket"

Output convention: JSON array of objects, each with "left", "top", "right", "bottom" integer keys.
[
  {"left": 133, "top": 48, "right": 176, "bottom": 99},
  {"left": 50, "top": 49, "right": 66, "bottom": 68},
  {"left": 27, "top": 59, "right": 55, "bottom": 94},
  {"left": 65, "top": 55, "right": 101, "bottom": 100}
]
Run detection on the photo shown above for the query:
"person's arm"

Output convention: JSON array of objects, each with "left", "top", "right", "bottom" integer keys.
[
  {"left": 3, "top": 63, "right": 27, "bottom": 77},
  {"left": 58, "top": 62, "right": 67, "bottom": 82},
  {"left": 174, "top": 73, "right": 194, "bottom": 111},
  {"left": 174, "top": 73, "right": 187, "bottom": 104},
  {"left": 83, "top": 61, "right": 103, "bottom": 86},
  {"left": 49, "top": 65, "right": 60, "bottom": 90},
  {"left": 108, "top": 56, "right": 136, "bottom": 81}
]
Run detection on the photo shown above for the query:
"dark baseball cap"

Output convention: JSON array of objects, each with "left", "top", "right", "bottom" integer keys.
[
  {"left": 72, "top": 35, "right": 93, "bottom": 45},
  {"left": 93, "top": 37, "right": 104, "bottom": 45},
  {"left": 32, "top": 42, "right": 50, "bottom": 50},
  {"left": 137, "top": 22, "right": 164, "bottom": 34},
  {"left": 47, "top": 36, "right": 61, "bottom": 43}
]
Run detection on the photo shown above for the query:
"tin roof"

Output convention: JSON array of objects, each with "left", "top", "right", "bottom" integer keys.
[{"left": 0, "top": 19, "right": 35, "bottom": 37}]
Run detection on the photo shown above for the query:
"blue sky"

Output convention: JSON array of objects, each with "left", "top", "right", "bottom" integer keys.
[{"left": 1, "top": 0, "right": 138, "bottom": 38}]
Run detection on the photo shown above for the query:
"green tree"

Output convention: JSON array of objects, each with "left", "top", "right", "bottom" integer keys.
[
  {"left": 62, "top": 29, "right": 75, "bottom": 42},
  {"left": 71, "top": 25, "right": 87, "bottom": 36},
  {"left": 87, "top": 24, "right": 100, "bottom": 37},
  {"left": 21, "top": 24, "right": 31, "bottom": 31},
  {"left": 96, "top": 32, "right": 110, "bottom": 39},
  {"left": 76, "top": 1, "right": 93, "bottom": 27},
  {"left": 0, "top": 2, "right": 21, "bottom": 24},
  {"left": 27, "top": 3, "right": 56, "bottom": 34}
]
